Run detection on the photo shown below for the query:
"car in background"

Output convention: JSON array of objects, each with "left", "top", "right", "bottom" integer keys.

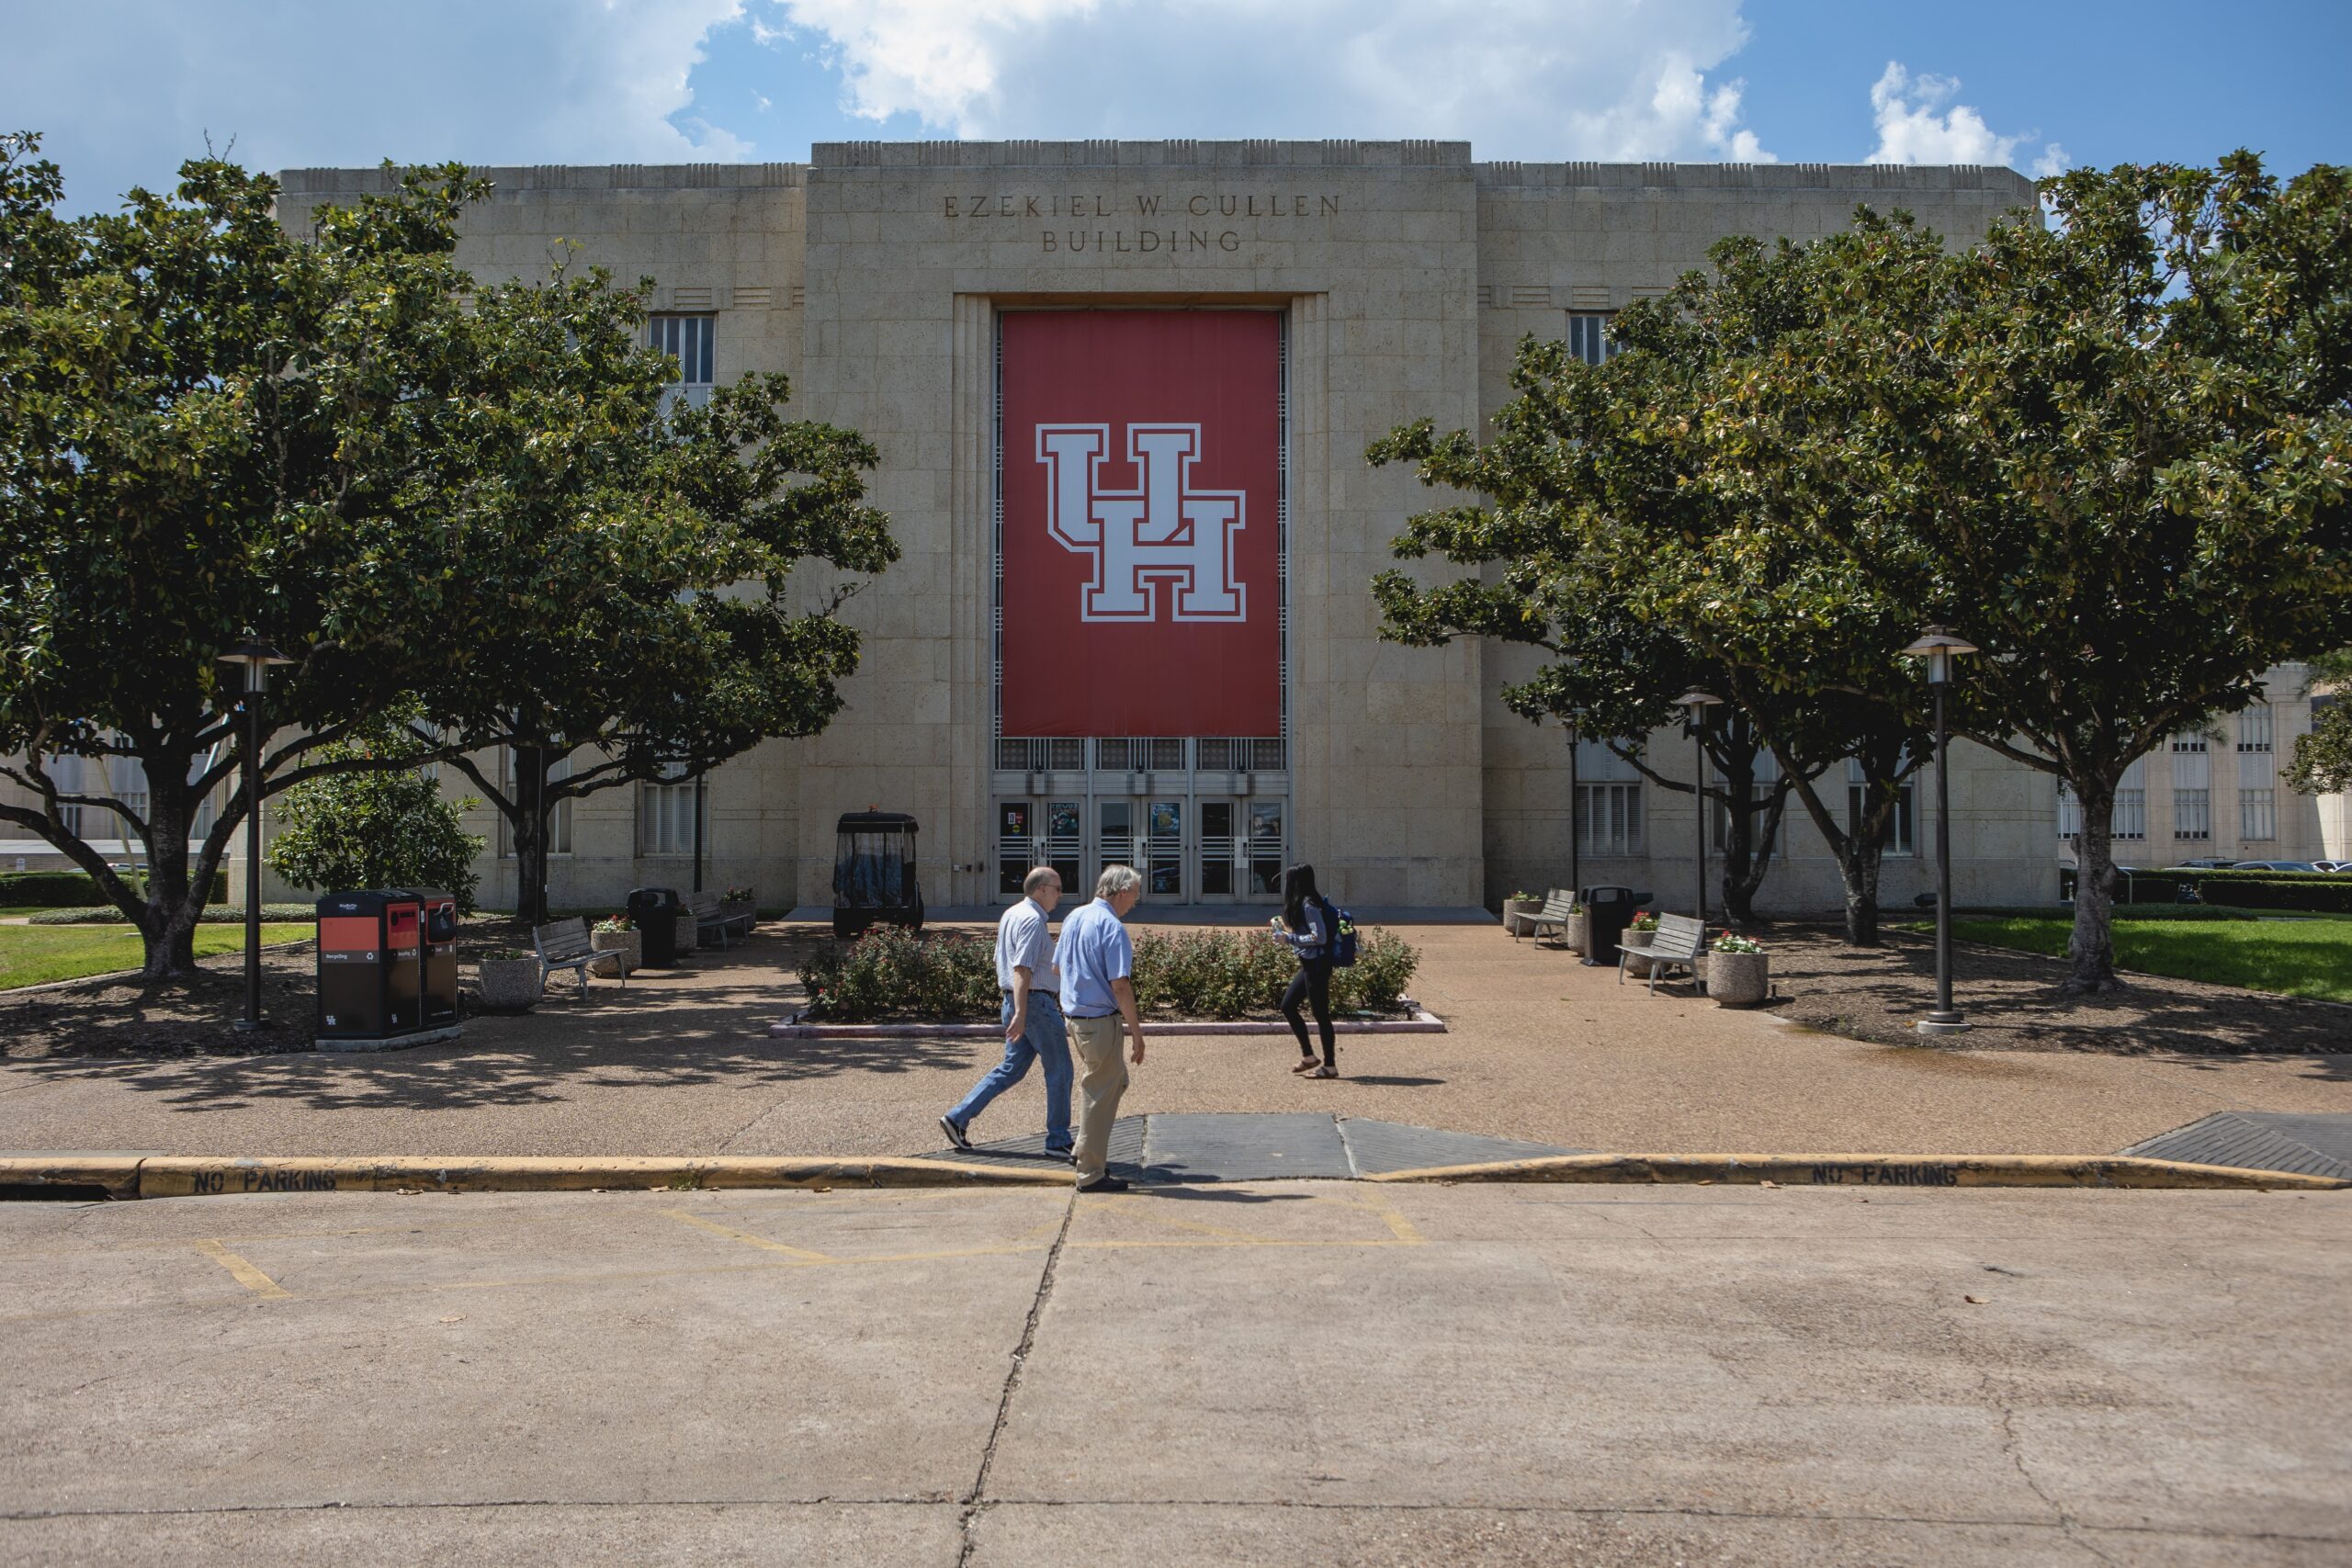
[
  {"left": 2230, "top": 860, "right": 2322, "bottom": 873},
  {"left": 2312, "top": 860, "right": 2351, "bottom": 874},
  {"left": 2168, "top": 857, "right": 2240, "bottom": 870}
]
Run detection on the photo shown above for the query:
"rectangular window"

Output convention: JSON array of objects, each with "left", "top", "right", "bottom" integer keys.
[
  {"left": 2065, "top": 764, "right": 2147, "bottom": 840},
  {"left": 2236, "top": 704, "right": 2272, "bottom": 754},
  {"left": 650, "top": 313, "right": 716, "bottom": 412},
  {"left": 2113, "top": 759, "right": 2147, "bottom": 841},
  {"left": 1846, "top": 758, "right": 1916, "bottom": 857},
  {"left": 499, "top": 749, "right": 572, "bottom": 856},
  {"left": 2174, "top": 790, "right": 2211, "bottom": 840},
  {"left": 637, "top": 769, "right": 704, "bottom": 858},
  {"left": 2170, "top": 736, "right": 2211, "bottom": 840},
  {"left": 1576, "top": 784, "right": 1644, "bottom": 857},
  {"left": 1566, "top": 312, "right": 1617, "bottom": 367},
  {"left": 2240, "top": 787, "right": 2277, "bottom": 841}
]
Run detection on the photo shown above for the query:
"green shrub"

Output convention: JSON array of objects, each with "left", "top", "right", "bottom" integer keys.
[
  {"left": 0, "top": 867, "right": 228, "bottom": 907},
  {"left": 2061, "top": 867, "right": 2352, "bottom": 915},
  {"left": 799, "top": 924, "right": 1421, "bottom": 1022},
  {"left": 265, "top": 730, "right": 485, "bottom": 912},
  {"left": 27, "top": 902, "right": 316, "bottom": 926}
]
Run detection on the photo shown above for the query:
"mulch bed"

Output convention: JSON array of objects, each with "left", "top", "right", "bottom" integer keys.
[
  {"left": 2, "top": 945, "right": 323, "bottom": 1060},
  {"left": 1759, "top": 923, "right": 2352, "bottom": 1055}
]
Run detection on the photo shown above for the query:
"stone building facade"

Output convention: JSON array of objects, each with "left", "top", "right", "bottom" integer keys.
[{"left": 145, "top": 141, "right": 2330, "bottom": 915}]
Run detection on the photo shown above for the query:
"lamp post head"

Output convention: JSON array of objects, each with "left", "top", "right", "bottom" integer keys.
[
  {"left": 217, "top": 631, "right": 295, "bottom": 694},
  {"left": 1901, "top": 626, "right": 1978, "bottom": 686}
]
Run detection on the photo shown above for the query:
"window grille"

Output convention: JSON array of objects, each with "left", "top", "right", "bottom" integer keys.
[
  {"left": 2237, "top": 704, "right": 2272, "bottom": 754},
  {"left": 1846, "top": 758, "right": 1916, "bottom": 856},
  {"left": 638, "top": 769, "right": 704, "bottom": 857},
  {"left": 650, "top": 314, "right": 715, "bottom": 412},
  {"left": 2173, "top": 789, "right": 2211, "bottom": 840},
  {"left": 2060, "top": 771, "right": 2145, "bottom": 840},
  {"left": 2240, "top": 787, "right": 2277, "bottom": 841},
  {"left": 2056, "top": 779, "right": 2081, "bottom": 840},
  {"left": 1566, "top": 312, "right": 1617, "bottom": 367},
  {"left": 1576, "top": 783, "right": 1644, "bottom": 856}
]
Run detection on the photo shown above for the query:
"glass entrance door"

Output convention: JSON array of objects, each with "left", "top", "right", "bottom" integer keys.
[{"left": 996, "top": 795, "right": 1282, "bottom": 904}]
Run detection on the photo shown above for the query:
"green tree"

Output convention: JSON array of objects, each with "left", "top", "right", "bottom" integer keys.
[
  {"left": 1370, "top": 235, "right": 1938, "bottom": 942},
  {"left": 2285, "top": 650, "right": 2352, "bottom": 796},
  {"left": 0, "top": 134, "right": 500, "bottom": 977},
  {"left": 266, "top": 722, "right": 486, "bottom": 910},
  {"left": 386, "top": 265, "right": 896, "bottom": 922},
  {"left": 1729, "top": 158, "right": 2352, "bottom": 990}
]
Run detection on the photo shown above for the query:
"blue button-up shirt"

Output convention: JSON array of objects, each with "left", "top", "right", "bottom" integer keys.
[{"left": 1056, "top": 897, "right": 1133, "bottom": 1018}]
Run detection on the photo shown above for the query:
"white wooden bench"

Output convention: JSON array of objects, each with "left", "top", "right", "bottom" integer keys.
[
  {"left": 533, "top": 917, "right": 627, "bottom": 998},
  {"left": 1521, "top": 888, "right": 1577, "bottom": 947},
  {"left": 686, "top": 889, "right": 753, "bottom": 948},
  {"left": 1620, "top": 912, "right": 1706, "bottom": 994}
]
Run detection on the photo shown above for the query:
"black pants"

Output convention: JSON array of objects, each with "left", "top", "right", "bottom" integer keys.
[{"left": 1282, "top": 957, "right": 1335, "bottom": 1065}]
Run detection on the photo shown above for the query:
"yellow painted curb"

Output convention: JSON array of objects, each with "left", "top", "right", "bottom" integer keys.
[
  {"left": 0, "top": 1156, "right": 1069, "bottom": 1200},
  {"left": 1364, "top": 1152, "right": 2350, "bottom": 1190},
  {"left": 0, "top": 1156, "right": 144, "bottom": 1198}
]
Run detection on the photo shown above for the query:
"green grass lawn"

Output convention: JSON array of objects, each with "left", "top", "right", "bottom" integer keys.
[
  {"left": 0, "top": 923, "right": 309, "bottom": 990},
  {"left": 1930, "top": 910, "right": 2352, "bottom": 1003}
]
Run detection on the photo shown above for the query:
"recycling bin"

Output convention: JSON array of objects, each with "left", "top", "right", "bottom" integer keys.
[
  {"left": 412, "top": 889, "right": 460, "bottom": 1027},
  {"left": 1578, "top": 884, "right": 1650, "bottom": 967},
  {"left": 316, "top": 890, "right": 424, "bottom": 1042},
  {"left": 628, "top": 886, "right": 685, "bottom": 967}
]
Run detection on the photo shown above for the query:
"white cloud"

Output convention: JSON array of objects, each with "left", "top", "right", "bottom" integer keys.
[
  {"left": 1865, "top": 60, "right": 2058, "bottom": 174},
  {"left": 6, "top": 1, "right": 752, "bottom": 211},
  {"left": 771, "top": 0, "right": 1775, "bottom": 162}
]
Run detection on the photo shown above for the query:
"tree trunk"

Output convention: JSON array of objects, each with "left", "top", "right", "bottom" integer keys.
[
  {"left": 130, "top": 748, "right": 210, "bottom": 981},
  {"left": 2064, "top": 780, "right": 2123, "bottom": 994},
  {"left": 1838, "top": 836, "right": 1885, "bottom": 946},
  {"left": 1719, "top": 786, "right": 1789, "bottom": 928}
]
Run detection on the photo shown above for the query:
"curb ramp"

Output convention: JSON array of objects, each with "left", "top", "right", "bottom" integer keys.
[{"left": 2, "top": 1150, "right": 2343, "bottom": 1201}]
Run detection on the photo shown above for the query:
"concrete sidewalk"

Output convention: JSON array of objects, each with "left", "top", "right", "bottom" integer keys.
[
  {"left": 4, "top": 924, "right": 2349, "bottom": 1160},
  {"left": 4, "top": 1183, "right": 2346, "bottom": 1565}
]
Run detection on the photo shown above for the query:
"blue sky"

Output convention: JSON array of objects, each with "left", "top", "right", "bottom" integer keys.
[{"left": 9, "top": 1, "right": 2346, "bottom": 213}]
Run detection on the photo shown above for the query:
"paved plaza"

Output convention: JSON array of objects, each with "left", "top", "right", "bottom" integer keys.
[
  {"left": 4, "top": 1181, "right": 2345, "bottom": 1566},
  {"left": 4, "top": 923, "right": 2348, "bottom": 1164}
]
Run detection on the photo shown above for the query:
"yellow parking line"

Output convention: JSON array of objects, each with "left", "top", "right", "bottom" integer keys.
[
  {"left": 662, "top": 1209, "right": 835, "bottom": 1263},
  {"left": 192, "top": 1238, "right": 291, "bottom": 1299}
]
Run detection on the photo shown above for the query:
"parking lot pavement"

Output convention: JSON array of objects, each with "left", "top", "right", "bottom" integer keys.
[{"left": 4, "top": 1185, "right": 2346, "bottom": 1566}]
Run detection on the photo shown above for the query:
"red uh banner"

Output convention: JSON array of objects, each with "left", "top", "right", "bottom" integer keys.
[{"left": 999, "top": 310, "right": 1283, "bottom": 739}]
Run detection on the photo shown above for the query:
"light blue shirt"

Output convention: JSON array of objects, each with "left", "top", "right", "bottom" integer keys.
[
  {"left": 995, "top": 897, "right": 1058, "bottom": 993},
  {"left": 1056, "top": 897, "right": 1133, "bottom": 1018}
]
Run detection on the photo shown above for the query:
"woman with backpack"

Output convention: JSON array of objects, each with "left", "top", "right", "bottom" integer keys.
[{"left": 1272, "top": 863, "right": 1340, "bottom": 1078}]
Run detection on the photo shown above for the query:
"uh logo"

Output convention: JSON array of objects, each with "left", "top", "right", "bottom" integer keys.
[{"left": 1035, "top": 423, "right": 1248, "bottom": 622}]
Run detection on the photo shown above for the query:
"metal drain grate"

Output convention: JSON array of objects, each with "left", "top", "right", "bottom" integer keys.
[{"left": 2120, "top": 1112, "right": 2352, "bottom": 1180}]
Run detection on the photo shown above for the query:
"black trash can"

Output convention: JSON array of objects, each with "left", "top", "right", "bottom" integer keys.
[
  {"left": 316, "top": 890, "right": 424, "bottom": 1042},
  {"left": 1578, "top": 885, "right": 1651, "bottom": 967},
  {"left": 412, "top": 889, "right": 461, "bottom": 1028},
  {"left": 628, "top": 887, "right": 685, "bottom": 967}
]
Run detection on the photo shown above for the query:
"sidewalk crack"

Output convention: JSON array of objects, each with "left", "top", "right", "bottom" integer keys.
[{"left": 956, "top": 1185, "right": 1076, "bottom": 1565}]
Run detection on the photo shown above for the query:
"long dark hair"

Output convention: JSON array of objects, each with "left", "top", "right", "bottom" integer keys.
[{"left": 1281, "top": 863, "right": 1320, "bottom": 932}]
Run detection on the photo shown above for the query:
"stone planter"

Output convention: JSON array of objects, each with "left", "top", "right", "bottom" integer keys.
[
  {"left": 1562, "top": 911, "right": 1589, "bottom": 954},
  {"left": 1504, "top": 897, "right": 1543, "bottom": 938},
  {"left": 1709, "top": 949, "right": 1770, "bottom": 1007},
  {"left": 722, "top": 897, "right": 756, "bottom": 930},
  {"left": 476, "top": 956, "right": 542, "bottom": 1010},
  {"left": 674, "top": 913, "right": 700, "bottom": 955},
  {"left": 590, "top": 928, "right": 640, "bottom": 977},
  {"left": 1617, "top": 931, "right": 1656, "bottom": 976}
]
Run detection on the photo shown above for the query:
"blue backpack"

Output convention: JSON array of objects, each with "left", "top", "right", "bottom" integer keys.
[{"left": 1317, "top": 896, "right": 1359, "bottom": 967}]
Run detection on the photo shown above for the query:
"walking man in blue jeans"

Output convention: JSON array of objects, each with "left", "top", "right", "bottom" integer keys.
[{"left": 940, "top": 866, "right": 1073, "bottom": 1158}]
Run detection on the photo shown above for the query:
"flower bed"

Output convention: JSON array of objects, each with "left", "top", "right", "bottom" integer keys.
[{"left": 799, "top": 924, "right": 1421, "bottom": 1023}]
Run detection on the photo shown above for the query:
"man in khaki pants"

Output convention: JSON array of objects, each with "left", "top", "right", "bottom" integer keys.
[{"left": 1055, "top": 864, "right": 1147, "bottom": 1191}]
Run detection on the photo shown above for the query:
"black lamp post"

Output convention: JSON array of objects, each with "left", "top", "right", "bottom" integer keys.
[
  {"left": 216, "top": 632, "right": 294, "bottom": 1032},
  {"left": 1902, "top": 626, "right": 1979, "bottom": 1034},
  {"left": 1675, "top": 689, "right": 1722, "bottom": 927}
]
